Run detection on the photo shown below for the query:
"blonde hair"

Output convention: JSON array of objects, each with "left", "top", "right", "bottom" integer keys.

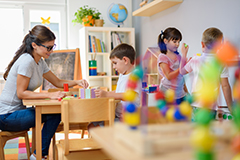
[{"left": 202, "top": 27, "right": 223, "bottom": 49}]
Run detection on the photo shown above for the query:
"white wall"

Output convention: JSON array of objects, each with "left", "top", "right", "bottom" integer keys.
[
  {"left": 67, "top": 0, "right": 132, "bottom": 49},
  {"left": 132, "top": 0, "right": 240, "bottom": 106},
  {"left": 133, "top": 0, "right": 240, "bottom": 56}
]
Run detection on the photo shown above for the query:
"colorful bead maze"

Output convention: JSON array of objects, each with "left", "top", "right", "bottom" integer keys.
[{"left": 190, "top": 41, "right": 239, "bottom": 160}]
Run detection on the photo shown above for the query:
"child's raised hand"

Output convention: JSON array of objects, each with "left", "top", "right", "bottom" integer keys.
[
  {"left": 94, "top": 89, "right": 107, "bottom": 98},
  {"left": 181, "top": 43, "right": 189, "bottom": 58},
  {"left": 49, "top": 91, "right": 66, "bottom": 99}
]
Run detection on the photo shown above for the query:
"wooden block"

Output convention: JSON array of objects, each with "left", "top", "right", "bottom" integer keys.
[
  {"left": 85, "top": 89, "right": 91, "bottom": 99},
  {"left": 91, "top": 89, "right": 96, "bottom": 98},
  {"left": 80, "top": 89, "right": 85, "bottom": 99}
]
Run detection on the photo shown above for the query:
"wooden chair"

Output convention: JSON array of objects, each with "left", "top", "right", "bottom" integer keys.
[
  {"left": 48, "top": 88, "right": 89, "bottom": 159},
  {"left": 0, "top": 130, "right": 31, "bottom": 160},
  {"left": 56, "top": 98, "right": 115, "bottom": 160}
]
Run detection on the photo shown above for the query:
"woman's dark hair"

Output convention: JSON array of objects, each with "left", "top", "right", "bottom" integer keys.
[
  {"left": 158, "top": 27, "right": 182, "bottom": 54},
  {"left": 3, "top": 25, "right": 56, "bottom": 80}
]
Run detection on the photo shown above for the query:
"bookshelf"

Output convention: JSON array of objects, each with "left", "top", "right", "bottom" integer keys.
[
  {"left": 132, "top": 0, "right": 183, "bottom": 17},
  {"left": 79, "top": 27, "right": 135, "bottom": 91}
]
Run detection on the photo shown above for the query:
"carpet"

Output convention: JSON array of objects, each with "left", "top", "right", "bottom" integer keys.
[{"left": 4, "top": 131, "right": 32, "bottom": 160}]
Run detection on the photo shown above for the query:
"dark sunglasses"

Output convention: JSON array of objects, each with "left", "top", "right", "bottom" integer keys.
[{"left": 37, "top": 43, "right": 56, "bottom": 51}]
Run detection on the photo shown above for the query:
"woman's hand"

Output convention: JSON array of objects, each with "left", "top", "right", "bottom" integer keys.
[
  {"left": 48, "top": 91, "right": 66, "bottom": 99},
  {"left": 181, "top": 43, "right": 189, "bottom": 58},
  {"left": 94, "top": 89, "right": 108, "bottom": 98},
  {"left": 77, "top": 79, "right": 89, "bottom": 89}
]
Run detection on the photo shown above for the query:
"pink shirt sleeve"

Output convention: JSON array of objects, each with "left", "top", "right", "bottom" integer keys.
[
  {"left": 158, "top": 54, "right": 169, "bottom": 65},
  {"left": 184, "top": 58, "right": 193, "bottom": 73}
]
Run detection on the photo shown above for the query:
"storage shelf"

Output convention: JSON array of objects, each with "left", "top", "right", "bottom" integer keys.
[
  {"left": 88, "top": 52, "right": 110, "bottom": 55},
  {"left": 132, "top": 0, "right": 183, "bottom": 17},
  {"left": 80, "top": 27, "right": 134, "bottom": 91}
]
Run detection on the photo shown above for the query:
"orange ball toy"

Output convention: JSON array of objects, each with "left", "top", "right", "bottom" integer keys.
[
  {"left": 232, "top": 134, "right": 240, "bottom": 153},
  {"left": 216, "top": 41, "right": 238, "bottom": 66}
]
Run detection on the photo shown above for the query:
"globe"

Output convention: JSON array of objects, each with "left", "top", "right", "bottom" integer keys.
[{"left": 108, "top": 3, "right": 128, "bottom": 27}]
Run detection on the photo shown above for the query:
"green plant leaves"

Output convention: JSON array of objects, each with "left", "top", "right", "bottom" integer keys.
[{"left": 72, "top": 5, "right": 101, "bottom": 25}]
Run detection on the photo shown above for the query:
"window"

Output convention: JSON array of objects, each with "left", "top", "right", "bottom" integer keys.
[
  {"left": 0, "top": 6, "right": 23, "bottom": 73},
  {"left": 30, "top": 10, "right": 61, "bottom": 50},
  {"left": 24, "top": 4, "right": 66, "bottom": 49}
]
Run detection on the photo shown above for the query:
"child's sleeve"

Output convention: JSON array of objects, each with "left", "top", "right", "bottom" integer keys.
[
  {"left": 220, "top": 67, "right": 229, "bottom": 78},
  {"left": 157, "top": 54, "right": 169, "bottom": 65},
  {"left": 184, "top": 58, "right": 193, "bottom": 73}
]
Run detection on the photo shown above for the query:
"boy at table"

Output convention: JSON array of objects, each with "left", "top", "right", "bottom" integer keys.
[
  {"left": 0, "top": 25, "right": 88, "bottom": 160},
  {"left": 89, "top": 43, "right": 141, "bottom": 128}
]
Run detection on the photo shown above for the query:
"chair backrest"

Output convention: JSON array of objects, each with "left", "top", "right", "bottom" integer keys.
[{"left": 61, "top": 97, "right": 115, "bottom": 155}]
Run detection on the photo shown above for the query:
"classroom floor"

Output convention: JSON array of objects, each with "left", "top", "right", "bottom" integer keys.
[
  {"left": 4, "top": 131, "right": 32, "bottom": 160},
  {"left": 4, "top": 131, "right": 85, "bottom": 160}
]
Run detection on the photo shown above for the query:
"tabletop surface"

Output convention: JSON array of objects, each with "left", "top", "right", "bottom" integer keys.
[
  {"left": 90, "top": 123, "right": 233, "bottom": 160},
  {"left": 90, "top": 126, "right": 194, "bottom": 160},
  {"left": 23, "top": 99, "right": 61, "bottom": 106}
]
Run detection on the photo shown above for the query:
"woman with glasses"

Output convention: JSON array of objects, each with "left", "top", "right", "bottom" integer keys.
[{"left": 0, "top": 25, "right": 89, "bottom": 160}]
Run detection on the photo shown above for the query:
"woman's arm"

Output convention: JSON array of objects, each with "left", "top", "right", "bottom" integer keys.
[
  {"left": 43, "top": 71, "right": 89, "bottom": 89},
  {"left": 220, "top": 77, "right": 233, "bottom": 113},
  {"left": 17, "top": 74, "right": 65, "bottom": 99}
]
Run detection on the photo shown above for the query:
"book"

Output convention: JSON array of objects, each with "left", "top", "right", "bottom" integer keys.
[
  {"left": 117, "top": 32, "right": 126, "bottom": 43},
  {"left": 89, "top": 35, "right": 92, "bottom": 52},
  {"left": 93, "top": 36, "right": 98, "bottom": 52},
  {"left": 96, "top": 38, "right": 102, "bottom": 52},
  {"left": 102, "top": 41, "right": 106, "bottom": 52},
  {"left": 111, "top": 32, "right": 114, "bottom": 50},
  {"left": 91, "top": 35, "right": 96, "bottom": 53},
  {"left": 112, "top": 32, "right": 119, "bottom": 48},
  {"left": 115, "top": 32, "right": 122, "bottom": 44},
  {"left": 100, "top": 40, "right": 103, "bottom": 52},
  {"left": 113, "top": 32, "right": 122, "bottom": 47}
]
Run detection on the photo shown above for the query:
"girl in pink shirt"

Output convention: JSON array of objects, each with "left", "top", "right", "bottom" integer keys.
[{"left": 157, "top": 27, "right": 188, "bottom": 104}]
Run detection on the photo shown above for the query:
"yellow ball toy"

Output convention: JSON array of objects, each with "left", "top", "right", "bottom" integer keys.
[
  {"left": 165, "top": 89, "right": 175, "bottom": 103},
  {"left": 232, "top": 154, "right": 240, "bottom": 160},
  {"left": 179, "top": 101, "right": 192, "bottom": 117},
  {"left": 124, "top": 112, "right": 140, "bottom": 126},
  {"left": 123, "top": 89, "right": 137, "bottom": 102},
  {"left": 195, "top": 82, "right": 218, "bottom": 107},
  {"left": 129, "top": 74, "right": 139, "bottom": 82},
  {"left": 191, "top": 126, "right": 215, "bottom": 152},
  {"left": 166, "top": 107, "right": 175, "bottom": 122}
]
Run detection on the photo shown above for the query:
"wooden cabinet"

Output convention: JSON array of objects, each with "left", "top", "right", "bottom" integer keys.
[
  {"left": 79, "top": 27, "right": 135, "bottom": 91},
  {"left": 133, "top": 0, "right": 183, "bottom": 17}
]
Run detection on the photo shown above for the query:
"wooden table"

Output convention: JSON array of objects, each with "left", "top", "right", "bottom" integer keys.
[
  {"left": 90, "top": 123, "right": 233, "bottom": 160},
  {"left": 23, "top": 98, "right": 119, "bottom": 160},
  {"left": 23, "top": 99, "right": 61, "bottom": 160}
]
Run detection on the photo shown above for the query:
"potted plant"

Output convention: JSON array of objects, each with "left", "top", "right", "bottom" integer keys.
[
  {"left": 72, "top": 5, "right": 102, "bottom": 27},
  {"left": 95, "top": 16, "right": 104, "bottom": 27}
]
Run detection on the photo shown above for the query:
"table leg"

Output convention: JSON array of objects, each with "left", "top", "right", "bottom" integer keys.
[
  {"left": 31, "top": 127, "right": 36, "bottom": 154},
  {"left": 36, "top": 107, "right": 42, "bottom": 160}
]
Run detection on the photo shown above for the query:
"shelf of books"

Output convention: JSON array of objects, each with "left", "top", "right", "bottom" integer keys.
[{"left": 79, "top": 27, "right": 135, "bottom": 91}]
